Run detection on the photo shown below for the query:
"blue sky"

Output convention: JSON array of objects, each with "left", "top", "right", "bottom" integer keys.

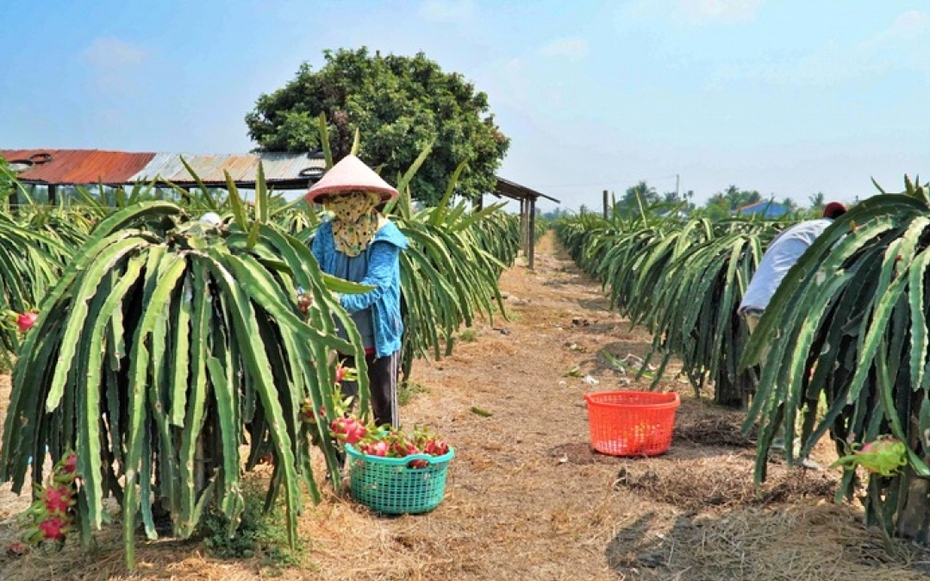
[{"left": 2, "top": 0, "right": 929, "bottom": 212}]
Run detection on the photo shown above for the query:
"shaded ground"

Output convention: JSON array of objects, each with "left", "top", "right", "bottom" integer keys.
[{"left": 2, "top": 232, "right": 930, "bottom": 580}]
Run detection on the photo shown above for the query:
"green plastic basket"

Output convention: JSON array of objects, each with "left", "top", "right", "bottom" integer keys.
[{"left": 344, "top": 444, "right": 455, "bottom": 514}]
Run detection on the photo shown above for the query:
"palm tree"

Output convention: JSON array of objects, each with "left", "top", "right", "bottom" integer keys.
[
  {"left": 779, "top": 197, "right": 798, "bottom": 214},
  {"left": 808, "top": 192, "right": 826, "bottom": 217},
  {"left": 616, "top": 181, "right": 658, "bottom": 219}
]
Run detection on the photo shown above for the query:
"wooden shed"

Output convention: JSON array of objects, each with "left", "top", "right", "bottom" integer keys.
[{"left": 491, "top": 177, "right": 560, "bottom": 270}]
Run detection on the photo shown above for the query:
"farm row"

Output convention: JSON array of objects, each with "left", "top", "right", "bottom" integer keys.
[
  {"left": 555, "top": 180, "right": 930, "bottom": 544},
  {"left": 0, "top": 159, "right": 520, "bottom": 568}
]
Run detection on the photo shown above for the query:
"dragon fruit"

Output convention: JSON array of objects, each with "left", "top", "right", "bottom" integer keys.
[
  {"left": 37, "top": 516, "right": 67, "bottom": 541},
  {"left": 42, "top": 485, "right": 73, "bottom": 514},
  {"left": 330, "top": 416, "right": 367, "bottom": 445},
  {"left": 831, "top": 435, "right": 908, "bottom": 476},
  {"left": 15, "top": 312, "right": 38, "bottom": 333},
  {"left": 19, "top": 450, "right": 79, "bottom": 547}
]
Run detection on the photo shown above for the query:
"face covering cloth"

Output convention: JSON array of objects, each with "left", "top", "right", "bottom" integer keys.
[{"left": 325, "top": 190, "right": 382, "bottom": 257}]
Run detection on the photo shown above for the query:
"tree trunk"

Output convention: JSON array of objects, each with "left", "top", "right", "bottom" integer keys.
[
  {"left": 714, "top": 367, "right": 751, "bottom": 408},
  {"left": 894, "top": 474, "right": 930, "bottom": 543}
]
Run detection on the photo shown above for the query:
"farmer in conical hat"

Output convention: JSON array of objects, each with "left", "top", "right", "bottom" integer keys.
[{"left": 306, "top": 154, "right": 408, "bottom": 429}]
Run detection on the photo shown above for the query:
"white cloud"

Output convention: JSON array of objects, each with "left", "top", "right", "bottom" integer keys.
[
  {"left": 418, "top": 0, "right": 475, "bottom": 22},
  {"left": 680, "top": 0, "right": 762, "bottom": 23},
  {"left": 83, "top": 37, "right": 146, "bottom": 69},
  {"left": 854, "top": 11, "right": 930, "bottom": 78},
  {"left": 861, "top": 10, "right": 930, "bottom": 49},
  {"left": 82, "top": 37, "right": 147, "bottom": 94},
  {"left": 620, "top": 0, "right": 762, "bottom": 25},
  {"left": 889, "top": 9, "right": 930, "bottom": 36},
  {"left": 538, "top": 37, "right": 589, "bottom": 61}
]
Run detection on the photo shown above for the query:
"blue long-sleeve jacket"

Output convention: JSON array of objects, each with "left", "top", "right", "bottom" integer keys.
[{"left": 310, "top": 218, "right": 408, "bottom": 358}]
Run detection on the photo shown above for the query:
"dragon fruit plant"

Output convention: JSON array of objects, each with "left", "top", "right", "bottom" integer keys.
[
  {"left": 0, "top": 168, "right": 373, "bottom": 570},
  {"left": 0, "top": 189, "right": 70, "bottom": 370},
  {"left": 737, "top": 181, "right": 930, "bottom": 545}
]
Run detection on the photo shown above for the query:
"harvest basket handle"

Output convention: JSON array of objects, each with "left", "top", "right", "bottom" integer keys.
[
  {"left": 404, "top": 453, "right": 439, "bottom": 465},
  {"left": 345, "top": 443, "right": 455, "bottom": 465}
]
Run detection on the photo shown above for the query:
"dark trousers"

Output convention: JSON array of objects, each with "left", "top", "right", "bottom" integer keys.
[
  {"left": 333, "top": 350, "right": 400, "bottom": 475},
  {"left": 340, "top": 350, "right": 400, "bottom": 427}
]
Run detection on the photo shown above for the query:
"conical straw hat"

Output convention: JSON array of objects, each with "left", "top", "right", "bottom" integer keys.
[{"left": 304, "top": 154, "right": 398, "bottom": 204}]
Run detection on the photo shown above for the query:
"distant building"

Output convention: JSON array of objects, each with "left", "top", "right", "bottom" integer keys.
[
  {"left": 734, "top": 199, "right": 789, "bottom": 218},
  {"left": 0, "top": 149, "right": 327, "bottom": 203}
]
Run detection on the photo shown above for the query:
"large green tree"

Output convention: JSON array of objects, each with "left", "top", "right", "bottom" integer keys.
[{"left": 245, "top": 47, "right": 510, "bottom": 206}]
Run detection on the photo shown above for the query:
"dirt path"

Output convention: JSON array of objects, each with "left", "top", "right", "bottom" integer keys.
[{"left": 3, "top": 233, "right": 930, "bottom": 580}]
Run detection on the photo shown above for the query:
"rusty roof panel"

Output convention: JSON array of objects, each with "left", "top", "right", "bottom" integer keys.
[{"left": 0, "top": 149, "right": 156, "bottom": 185}]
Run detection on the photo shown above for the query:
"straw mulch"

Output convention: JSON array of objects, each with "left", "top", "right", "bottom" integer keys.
[
  {"left": 4, "top": 233, "right": 930, "bottom": 580},
  {"left": 607, "top": 502, "right": 930, "bottom": 581}
]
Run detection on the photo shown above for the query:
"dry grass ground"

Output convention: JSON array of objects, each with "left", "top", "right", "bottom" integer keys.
[{"left": 2, "top": 232, "right": 930, "bottom": 580}]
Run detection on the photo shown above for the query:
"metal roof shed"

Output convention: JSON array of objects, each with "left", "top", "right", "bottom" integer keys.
[
  {"left": 491, "top": 177, "right": 560, "bottom": 271},
  {"left": 0, "top": 149, "right": 326, "bottom": 203}
]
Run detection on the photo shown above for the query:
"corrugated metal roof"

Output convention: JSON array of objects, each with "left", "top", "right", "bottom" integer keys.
[
  {"left": 495, "top": 177, "right": 560, "bottom": 204},
  {"left": 0, "top": 149, "right": 326, "bottom": 188},
  {"left": 130, "top": 152, "right": 326, "bottom": 185},
  {"left": 734, "top": 200, "right": 789, "bottom": 218},
  {"left": 0, "top": 149, "right": 155, "bottom": 185}
]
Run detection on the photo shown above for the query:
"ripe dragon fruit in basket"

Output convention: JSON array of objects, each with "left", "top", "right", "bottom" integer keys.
[{"left": 337, "top": 419, "right": 452, "bottom": 468}]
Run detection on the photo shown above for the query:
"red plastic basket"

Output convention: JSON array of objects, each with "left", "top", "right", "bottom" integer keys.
[{"left": 584, "top": 391, "right": 680, "bottom": 456}]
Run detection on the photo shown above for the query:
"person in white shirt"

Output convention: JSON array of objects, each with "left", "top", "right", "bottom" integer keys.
[
  {"left": 738, "top": 201, "right": 847, "bottom": 330},
  {"left": 738, "top": 201, "right": 847, "bottom": 468}
]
